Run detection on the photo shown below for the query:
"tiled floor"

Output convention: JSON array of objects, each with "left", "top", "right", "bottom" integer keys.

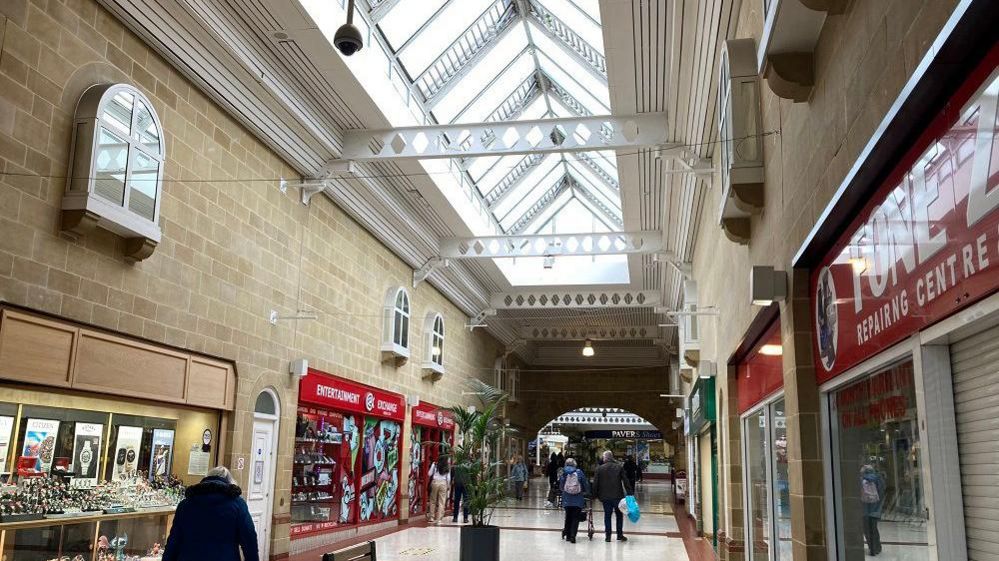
[{"left": 290, "top": 479, "right": 704, "bottom": 561}]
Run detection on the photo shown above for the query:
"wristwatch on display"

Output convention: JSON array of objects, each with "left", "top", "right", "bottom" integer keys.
[{"left": 79, "top": 441, "right": 93, "bottom": 476}]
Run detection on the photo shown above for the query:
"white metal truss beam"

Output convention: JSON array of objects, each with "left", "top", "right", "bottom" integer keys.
[
  {"left": 573, "top": 152, "right": 620, "bottom": 191},
  {"left": 491, "top": 290, "right": 662, "bottom": 309},
  {"left": 520, "top": 325, "right": 662, "bottom": 340},
  {"left": 524, "top": 0, "right": 607, "bottom": 83},
  {"left": 340, "top": 114, "right": 671, "bottom": 161},
  {"left": 439, "top": 231, "right": 662, "bottom": 259}
]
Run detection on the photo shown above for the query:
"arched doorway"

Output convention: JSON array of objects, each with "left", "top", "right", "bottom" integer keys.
[{"left": 249, "top": 388, "right": 280, "bottom": 560}]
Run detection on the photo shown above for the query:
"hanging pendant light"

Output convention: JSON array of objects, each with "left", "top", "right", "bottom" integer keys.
[{"left": 582, "top": 339, "right": 595, "bottom": 357}]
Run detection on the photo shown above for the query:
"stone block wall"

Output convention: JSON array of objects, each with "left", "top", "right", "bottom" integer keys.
[
  {"left": 690, "top": 1, "right": 959, "bottom": 560},
  {"left": 0, "top": 0, "right": 503, "bottom": 557}
]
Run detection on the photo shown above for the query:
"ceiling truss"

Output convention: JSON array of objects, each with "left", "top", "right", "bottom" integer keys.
[
  {"left": 491, "top": 290, "right": 661, "bottom": 310},
  {"left": 439, "top": 230, "right": 663, "bottom": 259}
]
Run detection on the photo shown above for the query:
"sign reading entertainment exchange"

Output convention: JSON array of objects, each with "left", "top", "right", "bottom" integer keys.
[{"left": 812, "top": 54, "right": 999, "bottom": 382}]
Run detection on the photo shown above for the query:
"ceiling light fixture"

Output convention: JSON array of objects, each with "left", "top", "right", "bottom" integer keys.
[
  {"left": 750, "top": 266, "right": 788, "bottom": 306},
  {"left": 431, "top": 345, "right": 442, "bottom": 357},
  {"left": 759, "top": 344, "right": 783, "bottom": 356},
  {"left": 582, "top": 339, "right": 595, "bottom": 357}
]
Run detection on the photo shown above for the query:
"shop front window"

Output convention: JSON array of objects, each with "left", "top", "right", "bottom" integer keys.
[
  {"left": 829, "top": 360, "right": 927, "bottom": 560},
  {"left": 745, "top": 408, "right": 770, "bottom": 561},
  {"left": 772, "top": 398, "right": 790, "bottom": 561}
]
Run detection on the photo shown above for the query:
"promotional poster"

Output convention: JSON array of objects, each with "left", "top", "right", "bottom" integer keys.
[
  {"left": 0, "top": 416, "right": 13, "bottom": 474},
  {"left": 22, "top": 418, "right": 60, "bottom": 473},
  {"left": 149, "top": 428, "right": 175, "bottom": 479},
  {"left": 71, "top": 422, "right": 104, "bottom": 483},
  {"left": 112, "top": 426, "right": 144, "bottom": 480}
]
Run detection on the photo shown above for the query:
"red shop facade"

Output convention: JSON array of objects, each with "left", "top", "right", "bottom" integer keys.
[
  {"left": 291, "top": 369, "right": 406, "bottom": 538},
  {"left": 794, "top": 10, "right": 998, "bottom": 559},
  {"left": 408, "top": 401, "right": 455, "bottom": 516}
]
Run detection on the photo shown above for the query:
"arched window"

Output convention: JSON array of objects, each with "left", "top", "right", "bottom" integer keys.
[
  {"left": 422, "top": 312, "right": 445, "bottom": 380},
  {"left": 381, "top": 287, "right": 411, "bottom": 364},
  {"left": 62, "top": 83, "right": 165, "bottom": 261}
]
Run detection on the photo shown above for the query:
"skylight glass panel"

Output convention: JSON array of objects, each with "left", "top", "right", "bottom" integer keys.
[
  {"left": 499, "top": 171, "right": 565, "bottom": 229},
  {"left": 570, "top": 0, "right": 602, "bottom": 23},
  {"left": 496, "top": 254, "right": 629, "bottom": 285},
  {"left": 493, "top": 155, "right": 561, "bottom": 219},
  {"left": 450, "top": 63, "right": 535, "bottom": 124},
  {"left": 537, "top": 0, "right": 604, "bottom": 51},
  {"left": 378, "top": 0, "right": 448, "bottom": 50},
  {"left": 475, "top": 154, "right": 531, "bottom": 194},
  {"left": 431, "top": 28, "right": 530, "bottom": 122},
  {"left": 521, "top": 190, "right": 573, "bottom": 233},
  {"left": 536, "top": 48, "right": 610, "bottom": 111},
  {"left": 568, "top": 167, "right": 619, "bottom": 212},
  {"left": 519, "top": 95, "right": 550, "bottom": 120},
  {"left": 467, "top": 155, "right": 504, "bottom": 184},
  {"left": 398, "top": 0, "right": 493, "bottom": 76}
]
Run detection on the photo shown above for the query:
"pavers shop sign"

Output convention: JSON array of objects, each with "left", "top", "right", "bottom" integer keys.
[{"left": 812, "top": 54, "right": 998, "bottom": 383}]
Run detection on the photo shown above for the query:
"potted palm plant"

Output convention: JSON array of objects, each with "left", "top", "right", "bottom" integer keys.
[{"left": 445, "top": 379, "right": 510, "bottom": 561}]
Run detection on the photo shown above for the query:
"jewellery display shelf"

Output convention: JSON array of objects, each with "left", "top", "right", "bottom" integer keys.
[{"left": 0, "top": 507, "right": 173, "bottom": 561}]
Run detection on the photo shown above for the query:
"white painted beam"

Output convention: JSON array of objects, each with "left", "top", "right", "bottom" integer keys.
[
  {"left": 439, "top": 231, "right": 663, "bottom": 259},
  {"left": 491, "top": 290, "right": 661, "bottom": 309}
]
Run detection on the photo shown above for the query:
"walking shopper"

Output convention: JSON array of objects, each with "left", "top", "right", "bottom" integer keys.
[
  {"left": 511, "top": 455, "right": 529, "bottom": 501},
  {"left": 545, "top": 452, "right": 559, "bottom": 507},
  {"left": 452, "top": 461, "right": 469, "bottom": 523},
  {"left": 591, "top": 451, "right": 634, "bottom": 542},
  {"left": 427, "top": 457, "right": 451, "bottom": 525},
  {"left": 623, "top": 455, "right": 639, "bottom": 488},
  {"left": 558, "top": 458, "right": 589, "bottom": 543},
  {"left": 860, "top": 465, "right": 886, "bottom": 556},
  {"left": 163, "top": 466, "right": 259, "bottom": 561}
]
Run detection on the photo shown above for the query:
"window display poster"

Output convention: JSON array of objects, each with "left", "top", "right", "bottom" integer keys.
[
  {"left": 0, "top": 416, "right": 13, "bottom": 473},
  {"left": 112, "top": 426, "right": 144, "bottom": 480},
  {"left": 72, "top": 422, "right": 104, "bottom": 482},
  {"left": 149, "top": 429, "right": 175, "bottom": 479},
  {"left": 22, "top": 418, "right": 60, "bottom": 473},
  {"left": 187, "top": 445, "right": 210, "bottom": 476}
]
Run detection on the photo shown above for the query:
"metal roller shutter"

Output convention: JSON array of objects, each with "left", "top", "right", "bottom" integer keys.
[{"left": 952, "top": 324, "right": 999, "bottom": 561}]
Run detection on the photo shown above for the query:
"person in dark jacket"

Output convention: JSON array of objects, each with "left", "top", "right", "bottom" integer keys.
[
  {"left": 623, "top": 455, "right": 638, "bottom": 487},
  {"left": 452, "top": 463, "right": 470, "bottom": 523},
  {"left": 558, "top": 458, "right": 590, "bottom": 543},
  {"left": 591, "top": 451, "right": 634, "bottom": 542},
  {"left": 545, "top": 452, "right": 559, "bottom": 507},
  {"left": 164, "top": 466, "right": 259, "bottom": 561},
  {"left": 556, "top": 452, "right": 565, "bottom": 468}
]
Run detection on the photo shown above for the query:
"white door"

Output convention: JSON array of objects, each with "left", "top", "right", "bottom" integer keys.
[{"left": 248, "top": 419, "right": 276, "bottom": 559}]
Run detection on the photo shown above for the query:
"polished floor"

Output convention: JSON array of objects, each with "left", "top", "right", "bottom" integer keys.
[{"left": 292, "top": 478, "right": 704, "bottom": 560}]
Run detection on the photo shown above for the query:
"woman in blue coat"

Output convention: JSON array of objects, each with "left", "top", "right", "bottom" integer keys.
[
  {"left": 558, "top": 458, "right": 590, "bottom": 543},
  {"left": 164, "top": 466, "right": 259, "bottom": 561}
]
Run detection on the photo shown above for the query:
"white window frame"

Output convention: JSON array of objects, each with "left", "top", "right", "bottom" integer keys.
[
  {"left": 422, "top": 312, "right": 445, "bottom": 379},
  {"left": 381, "top": 286, "right": 411, "bottom": 364},
  {"left": 740, "top": 389, "right": 787, "bottom": 561}
]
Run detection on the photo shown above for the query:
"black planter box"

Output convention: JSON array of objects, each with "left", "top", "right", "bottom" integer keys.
[{"left": 459, "top": 525, "right": 500, "bottom": 561}]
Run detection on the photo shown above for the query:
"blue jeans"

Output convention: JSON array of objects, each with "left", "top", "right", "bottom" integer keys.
[
  {"left": 601, "top": 499, "right": 624, "bottom": 538},
  {"left": 452, "top": 483, "right": 469, "bottom": 521}
]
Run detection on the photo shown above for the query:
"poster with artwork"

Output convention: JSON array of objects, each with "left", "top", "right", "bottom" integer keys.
[
  {"left": 22, "top": 419, "right": 60, "bottom": 473},
  {"left": 71, "top": 422, "right": 104, "bottom": 483},
  {"left": 149, "top": 429, "right": 174, "bottom": 479},
  {"left": 111, "top": 426, "right": 144, "bottom": 481},
  {"left": 0, "top": 416, "right": 13, "bottom": 474}
]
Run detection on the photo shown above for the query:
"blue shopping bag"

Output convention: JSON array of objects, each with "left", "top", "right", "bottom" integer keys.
[{"left": 625, "top": 495, "right": 640, "bottom": 523}]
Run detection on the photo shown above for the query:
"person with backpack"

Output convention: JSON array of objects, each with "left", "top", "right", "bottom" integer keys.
[
  {"left": 860, "top": 464, "right": 886, "bottom": 556},
  {"left": 558, "top": 458, "right": 589, "bottom": 543}
]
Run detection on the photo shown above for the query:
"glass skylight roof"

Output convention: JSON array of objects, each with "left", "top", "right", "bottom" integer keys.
[{"left": 316, "top": 0, "right": 626, "bottom": 286}]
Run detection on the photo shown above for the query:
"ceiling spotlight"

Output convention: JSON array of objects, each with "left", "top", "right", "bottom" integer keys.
[
  {"left": 759, "top": 344, "right": 783, "bottom": 356},
  {"left": 431, "top": 345, "right": 442, "bottom": 357},
  {"left": 543, "top": 255, "right": 555, "bottom": 269},
  {"left": 582, "top": 339, "right": 595, "bottom": 357}
]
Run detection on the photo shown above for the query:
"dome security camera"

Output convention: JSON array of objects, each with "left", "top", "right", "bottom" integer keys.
[
  {"left": 335, "top": 0, "right": 363, "bottom": 57},
  {"left": 334, "top": 23, "right": 363, "bottom": 56}
]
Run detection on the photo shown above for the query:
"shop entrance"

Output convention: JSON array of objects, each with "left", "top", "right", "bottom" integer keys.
[{"left": 249, "top": 389, "right": 280, "bottom": 560}]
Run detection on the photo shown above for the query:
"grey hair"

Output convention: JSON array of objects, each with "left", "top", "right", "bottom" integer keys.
[
  {"left": 565, "top": 458, "right": 577, "bottom": 467},
  {"left": 602, "top": 450, "right": 614, "bottom": 461},
  {"left": 207, "top": 466, "right": 235, "bottom": 484}
]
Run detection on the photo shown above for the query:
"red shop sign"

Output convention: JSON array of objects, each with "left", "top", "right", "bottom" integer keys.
[
  {"left": 411, "top": 401, "right": 455, "bottom": 430},
  {"left": 299, "top": 369, "right": 405, "bottom": 422},
  {"left": 812, "top": 49, "right": 999, "bottom": 383},
  {"left": 737, "top": 322, "right": 784, "bottom": 413}
]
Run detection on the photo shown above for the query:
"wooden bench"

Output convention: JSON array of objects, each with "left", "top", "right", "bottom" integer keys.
[{"left": 321, "top": 540, "right": 376, "bottom": 561}]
